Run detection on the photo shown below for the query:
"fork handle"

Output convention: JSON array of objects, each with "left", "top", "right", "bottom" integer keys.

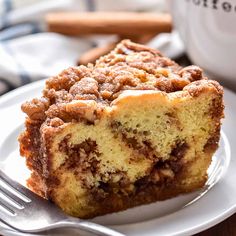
[{"left": 52, "top": 218, "right": 126, "bottom": 236}]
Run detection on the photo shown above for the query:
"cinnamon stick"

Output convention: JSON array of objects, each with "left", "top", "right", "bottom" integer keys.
[
  {"left": 46, "top": 12, "right": 172, "bottom": 36},
  {"left": 78, "top": 42, "right": 117, "bottom": 65},
  {"left": 78, "top": 34, "right": 156, "bottom": 65}
]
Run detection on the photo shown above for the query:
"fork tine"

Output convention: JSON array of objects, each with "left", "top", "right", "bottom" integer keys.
[
  {"left": 0, "top": 170, "right": 31, "bottom": 202},
  {"left": 0, "top": 185, "right": 24, "bottom": 209},
  {"left": 0, "top": 197, "right": 16, "bottom": 216}
]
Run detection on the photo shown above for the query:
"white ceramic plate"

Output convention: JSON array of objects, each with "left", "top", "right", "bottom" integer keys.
[{"left": 0, "top": 80, "right": 235, "bottom": 236}]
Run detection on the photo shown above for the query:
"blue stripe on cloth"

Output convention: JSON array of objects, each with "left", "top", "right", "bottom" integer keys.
[
  {"left": 85, "top": 0, "right": 96, "bottom": 48},
  {"left": 2, "top": 43, "right": 32, "bottom": 85},
  {"left": 0, "top": 78, "right": 14, "bottom": 90},
  {"left": 0, "top": 23, "right": 41, "bottom": 41},
  {"left": 0, "top": 0, "right": 12, "bottom": 29},
  {"left": 86, "top": 0, "right": 95, "bottom": 11},
  {"left": 4, "top": 0, "right": 12, "bottom": 12},
  {"left": 0, "top": 15, "right": 10, "bottom": 29}
]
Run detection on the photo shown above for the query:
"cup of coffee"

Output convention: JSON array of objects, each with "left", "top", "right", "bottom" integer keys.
[{"left": 168, "top": 0, "right": 236, "bottom": 88}]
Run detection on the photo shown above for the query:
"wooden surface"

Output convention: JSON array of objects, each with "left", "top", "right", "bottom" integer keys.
[{"left": 194, "top": 213, "right": 236, "bottom": 236}]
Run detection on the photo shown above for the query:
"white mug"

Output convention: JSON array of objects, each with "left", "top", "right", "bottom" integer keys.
[{"left": 169, "top": 0, "right": 236, "bottom": 88}]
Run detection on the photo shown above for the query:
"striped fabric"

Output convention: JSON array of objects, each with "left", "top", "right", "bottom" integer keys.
[{"left": 0, "top": 0, "right": 164, "bottom": 95}]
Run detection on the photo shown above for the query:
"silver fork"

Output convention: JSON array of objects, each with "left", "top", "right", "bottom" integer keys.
[{"left": 0, "top": 170, "right": 125, "bottom": 236}]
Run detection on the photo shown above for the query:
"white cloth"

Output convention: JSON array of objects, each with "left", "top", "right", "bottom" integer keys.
[{"left": 0, "top": 0, "right": 168, "bottom": 95}]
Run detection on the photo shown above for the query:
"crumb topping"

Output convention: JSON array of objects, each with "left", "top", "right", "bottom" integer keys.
[{"left": 22, "top": 40, "right": 207, "bottom": 122}]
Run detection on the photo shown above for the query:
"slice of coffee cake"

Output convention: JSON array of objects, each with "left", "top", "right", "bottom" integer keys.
[{"left": 19, "top": 40, "right": 224, "bottom": 218}]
